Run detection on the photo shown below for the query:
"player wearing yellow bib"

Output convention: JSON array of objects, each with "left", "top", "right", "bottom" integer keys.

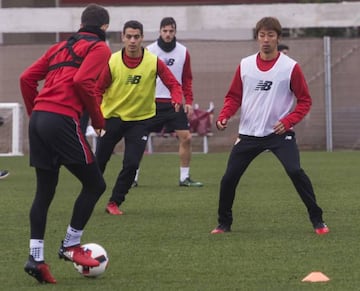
[{"left": 95, "top": 20, "right": 182, "bottom": 215}]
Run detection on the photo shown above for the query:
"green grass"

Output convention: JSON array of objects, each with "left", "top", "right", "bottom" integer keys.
[{"left": 0, "top": 151, "right": 359, "bottom": 290}]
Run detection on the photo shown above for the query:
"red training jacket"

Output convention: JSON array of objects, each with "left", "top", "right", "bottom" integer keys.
[{"left": 20, "top": 32, "right": 112, "bottom": 129}]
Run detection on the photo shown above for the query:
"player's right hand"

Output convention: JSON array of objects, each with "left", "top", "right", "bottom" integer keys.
[{"left": 216, "top": 119, "right": 227, "bottom": 131}]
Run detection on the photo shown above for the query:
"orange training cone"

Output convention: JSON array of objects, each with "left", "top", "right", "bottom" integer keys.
[{"left": 302, "top": 272, "right": 330, "bottom": 282}]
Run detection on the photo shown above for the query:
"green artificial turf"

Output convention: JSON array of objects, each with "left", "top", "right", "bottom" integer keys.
[{"left": 0, "top": 151, "right": 358, "bottom": 290}]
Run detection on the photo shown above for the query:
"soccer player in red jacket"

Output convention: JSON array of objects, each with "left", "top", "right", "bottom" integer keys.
[
  {"left": 19, "top": 4, "right": 111, "bottom": 284},
  {"left": 211, "top": 17, "right": 329, "bottom": 236}
]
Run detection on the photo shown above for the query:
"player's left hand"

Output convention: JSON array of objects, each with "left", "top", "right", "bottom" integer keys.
[{"left": 273, "top": 121, "right": 286, "bottom": 135}]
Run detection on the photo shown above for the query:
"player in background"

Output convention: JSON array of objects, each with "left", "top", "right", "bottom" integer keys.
[
  {"left": 278, "top": 43, "right": 289, "bottom": 55},
  {"left": 211, "top": 17, "right": 329, "bottom": 236},
  {"left": 132, "top": 17, "right": 203, "bottom": 187},
  {"left": 19, "top": 4, "right": 111, "bottom": 283},
  {"left": 95, "top": 20, "right": 182, "bottom": 216}
]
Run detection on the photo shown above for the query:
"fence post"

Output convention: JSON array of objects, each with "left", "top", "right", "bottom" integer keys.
[{"left": 324, "top": 36, "right": 333, "bottom": 152}]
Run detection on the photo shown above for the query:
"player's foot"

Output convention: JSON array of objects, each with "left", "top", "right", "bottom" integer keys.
[
  {"left": 210, "top": 224, "right": 231, "bottom": 234},
  {"left": 179, "top": 177, "right": 203, "bottom": 187},
  {"left": 131, "top": 180, "right": 138, "bottom": 188},
  {"left": 58, "top": 242, "right": 100, "bottom": 267},
  {"left": 313, "top": 222, "right": 329, "bottom": 235},
  {"left": 0, "top": 170, "right": 9, "bottom": 179},
  {"left": 105, "top": 201, "right": 124, "bottom": 215},
  {"left": 24, "top": 255, "right": 56, "bottom": 284}
]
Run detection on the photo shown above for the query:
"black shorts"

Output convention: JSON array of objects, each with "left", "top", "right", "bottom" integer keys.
[
  {"left": 29, "top": 111, "right": 94, "bottom": 170},
  {"left": 146, "top": 102, "right": 189, "bottom": 133}
]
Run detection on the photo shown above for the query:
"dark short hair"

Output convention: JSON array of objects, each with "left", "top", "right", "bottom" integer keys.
[
  {"left": 255, "top": 17, "right": 282, "bottom": 37},
  {"left": 278, "top": 44, "right": 289, "bottom": 51},
  {"left": 160, "top": 17, "right": 177, "bottom": 30},
  {"left": 81, "top": 3, "right": 109, "bottom": 27},
  {"left": 123, "top": 20, "right": 143, "bottom": 35}
]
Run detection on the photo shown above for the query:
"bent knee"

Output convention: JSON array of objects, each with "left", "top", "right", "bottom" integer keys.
[
  {"left": 286, "top": 167, "right": 304, "bottom": 178},
  {"left": 177, "top": 131, "right": 192, "bottom": 144},
  {"left": 88, "top": 177, "right": 106, "bottom": 196}
]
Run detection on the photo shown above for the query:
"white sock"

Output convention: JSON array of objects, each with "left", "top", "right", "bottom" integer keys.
[
  {"left": 63, "top": 225, "right": 83, "bottom": 247},
  {"left": 30, "top": 239, "right": 44, "bottom": 262},
  {"left": 180, "top": 167, "right": 190, "bottom": 182},
  {"left": 134, "top": 168, "right": 140, "bottom": 182}
]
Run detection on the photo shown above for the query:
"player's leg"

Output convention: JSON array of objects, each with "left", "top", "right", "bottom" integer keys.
[
  {"left": 37, "top": 113, "right": 106, "bottom": 266},
  {"left": 132, "top": 111, "right": 166, "bottom": 187},
  {"left": 25, "top": 167, "right": 59, "bottom": 283},
  {"left": 29, "top": 168, "right": 59, "bottom": 243},
  {"left": 165, "top": 105, "right": 202, "bottom": 186},
  {"left": 25, "top": 170, "right": 57, "bottom": 280},
  {"left": 176, "top": 129, "right": 192, "bottom": 168},
  {"left": 211, "top": 136, "right": 261, "bottom": 234},
  {"left": 106, "top": 122, "right": 148, "bottom": 214},
  {"left": 175, "top": 129, "right": 202, "bottom": 185},
  {"left": 65, "top": 162, "right": 106, "bottom": 231},
  {"left": 25, "top": 111, "right": 60, "bottom": 283},
  {"left": 58, "top": 162, "right": 106, "bottom": 267},
  {"left": 271, "top": 132, "right": 329, "bottom": 234},
  {"left": 95, "top": 117, "right": 124, "bottom": 173},
  {"left": 58, "top": 161, "right": 105, "bottom": 263}
]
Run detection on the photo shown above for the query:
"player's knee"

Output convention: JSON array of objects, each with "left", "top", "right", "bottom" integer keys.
[
  {"left": 88, "top": 177, "right": 106, "bottom": 197},
  {"left": 179, "top": 132, "right": 192, "bottom": 144},
  {"left": 97, "top": 178, "right": 106, "bottom": 195},
  {"left": 286, "top": 167, "right": 304, "bottom": 178}
]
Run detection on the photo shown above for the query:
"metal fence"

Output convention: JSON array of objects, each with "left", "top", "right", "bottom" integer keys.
[{"left": 0, "top": 37, "right": 359, "bottom": 153}]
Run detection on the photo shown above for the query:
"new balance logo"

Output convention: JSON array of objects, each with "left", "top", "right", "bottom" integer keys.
[
  {"left": 126, "top": 75, "right": 142, "bottom": 84},
  {"left": 255, "top": 80, "right": 273, "bottom": 91},
  {"left": 164, "top": 58, "right": 175, "bottom": 66}
]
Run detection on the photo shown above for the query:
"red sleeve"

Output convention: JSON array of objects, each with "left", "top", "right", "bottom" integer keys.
[
  {"left": 73, "top": 42, "right": 111, "bottom": 129},
  {"left": 157, "top": 58, "right": 183, "bottom": 104},
  {"left": 217, "top": 65, "right": 243, "bottom": 122},
  {"left": 94, "top": 64, "right": 112, "bottom": 106},
  {"left": 280, "top": 63, "right": 312, "bottom": 130},
  {"left": 19, "top": 48, "right": 55, "bottom": 116},
  {"left": 182, "top": 51, "right": 193, "bottom": 105}
]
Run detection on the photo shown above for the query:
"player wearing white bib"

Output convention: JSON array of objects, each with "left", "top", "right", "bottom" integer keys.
[
  {"left": 238, "top": 53, "right": 297, "bottom": 137},
  {"left": 133, "top": 17, "right": 203, "bottom": 187},
  {"left": 211, "top": 17, "right": 329, "bottom": 236}
]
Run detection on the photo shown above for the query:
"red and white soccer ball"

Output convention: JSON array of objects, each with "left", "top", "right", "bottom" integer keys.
[{"left": 73, "top": 243, "right": 109, "bottom": 277}]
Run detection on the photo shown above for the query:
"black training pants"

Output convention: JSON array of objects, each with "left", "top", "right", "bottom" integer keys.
[
  {"left": 96, "top": 117, "right": 149, "bottom": 205},
  {"left": 217, "top": 132, "right": 323, "bottom": 227}
]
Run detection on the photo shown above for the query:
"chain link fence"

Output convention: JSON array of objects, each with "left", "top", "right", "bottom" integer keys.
[{"left": 0, "top": 37, "right": 359, "bottom": 153}]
